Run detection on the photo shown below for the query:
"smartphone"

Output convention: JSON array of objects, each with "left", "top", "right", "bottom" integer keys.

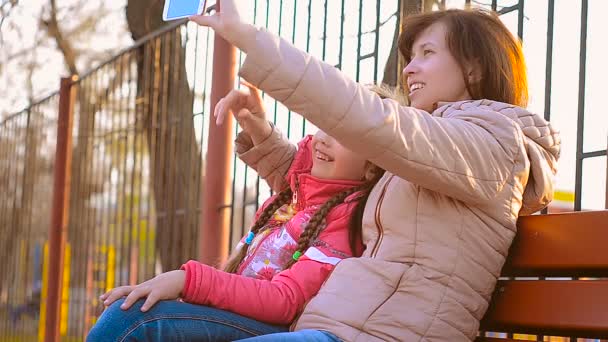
[{"left": 162, "top": 0, "right": 213, "bottom": 21}]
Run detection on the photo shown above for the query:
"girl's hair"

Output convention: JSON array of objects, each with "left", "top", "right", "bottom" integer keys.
[
  {"left": 367, "top": 83, "right": 409, "bottom": 105},
  {"left": 398, "top": 8, "right": 528, "bottom": 107},
  {"left": 224, "top": 187, "right": 293, "bottom": 273},
  {"left": 281, "top": 170, "right": 383, "bottom": 269},
  {"left": 223, "top": 165, "right": 385, "bottom": 274},
  {"left": 346, "top": 165, "right": 385, "bottom": 257}
]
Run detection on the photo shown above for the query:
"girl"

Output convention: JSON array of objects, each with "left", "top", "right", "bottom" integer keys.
[
  {"left": 189, "top": 4, "right": 560, "bottom": 342},
  {"left": 86, "top": 85, "right": 392, "bottom": 342}
]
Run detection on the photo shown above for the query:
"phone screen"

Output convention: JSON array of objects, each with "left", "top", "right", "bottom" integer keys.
[{"left": 165, "top": 0, "right": 204, "bottom": 19}]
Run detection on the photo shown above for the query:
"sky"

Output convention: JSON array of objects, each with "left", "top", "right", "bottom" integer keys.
[{"left": 1, "top": 0, "right": 606, "bottom": 209}]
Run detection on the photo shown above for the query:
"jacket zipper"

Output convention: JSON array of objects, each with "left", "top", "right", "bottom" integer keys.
[{"left": 370, "top": 175, "right": 394, "bottom": 258}]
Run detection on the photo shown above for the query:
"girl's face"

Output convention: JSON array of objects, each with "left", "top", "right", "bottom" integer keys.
[
  {"left": 311, "top": 130, "right": 368, "bottom": 181},
  {"left": 403, "top": 22, "right": 472, "bottom": 112}
]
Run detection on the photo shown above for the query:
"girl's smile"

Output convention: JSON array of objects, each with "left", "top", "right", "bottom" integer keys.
[{"left": 311, "top": 130, "right": 368, "bottom": 181}]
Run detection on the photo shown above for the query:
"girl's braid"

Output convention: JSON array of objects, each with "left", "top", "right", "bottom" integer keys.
[
  {"left": 224, "top": 187, "right": 293, "bottom": 273},
  {"left": 282, "top": 184, "right": 366, "bottom": 270}
]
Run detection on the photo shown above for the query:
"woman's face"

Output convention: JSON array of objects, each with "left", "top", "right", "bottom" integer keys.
[{"left": 403, "top": 22, "right": 472, "bottom": 112}]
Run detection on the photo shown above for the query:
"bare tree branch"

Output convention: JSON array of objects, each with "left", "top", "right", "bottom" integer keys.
[
  {"left": 64, "top": 4, "right": 113, "bottom": 40},
  {"left": 43, "top": 0, "right": 79, "bottom": 75},
  {"left": 25, "top": 51, "right": 37, "bottom": 103},
  {"left": 25, "top": 11, "right": 44, "bottom": 105},
  {"left": 4, "top": 11, "right": 46, "bottom": 63},
  {"left": 3, "top": 36, "right": 47, "bottom": 61},
  {"left": 0, "top": 0, "right": 19, "bottom": 44}
]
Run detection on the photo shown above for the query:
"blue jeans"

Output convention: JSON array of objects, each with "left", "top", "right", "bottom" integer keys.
[
  {"left": 86, "top": 298, "right": 288, "bottom": 342},
  {"left": 236, "top": 329, "right": 342, "bottom": 341}
]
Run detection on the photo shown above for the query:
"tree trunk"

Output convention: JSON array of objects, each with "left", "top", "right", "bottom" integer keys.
[
  {"left": 127, "top": 0, "right": 201, "bottom": 273},
  {"left": 382, "top": 0, "right": 425, "bottom": 90}
]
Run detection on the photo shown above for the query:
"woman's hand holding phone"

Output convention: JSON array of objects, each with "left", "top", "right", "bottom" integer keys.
[
  {"left": 188, "top": 0, "right": 257, "bottom": 53},
  {"left": 191, "top": 0, "right": 270, "bottom": 142},
  {"left": 215, "top": 81, "right": 272, "bottom": 145}
]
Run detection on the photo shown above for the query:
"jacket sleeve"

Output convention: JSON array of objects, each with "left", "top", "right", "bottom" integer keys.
[
  {"left": 181, "top": 256, "right": 333, "bottom": 325},
  {"left": 238, "top": 28, "right": 523, "bottom": 205},
  {"left": 180, "top": 207, "right": 354, "bottom": 325},
  {"left": 235, "top": 123, "right": 297, "bottom": 193}
]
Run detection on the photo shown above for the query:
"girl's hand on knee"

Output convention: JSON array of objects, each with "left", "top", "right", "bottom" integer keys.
[
  {"left": 100, "top": 270, "right": 186, "bottom": 312},
  {"left": 99, "top": 285, "right": 135, "bottom": 307}
]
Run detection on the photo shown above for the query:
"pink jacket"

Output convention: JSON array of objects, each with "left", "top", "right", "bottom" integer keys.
[{"left": 181, "top": 136, "right": 364, "bottom": 325}]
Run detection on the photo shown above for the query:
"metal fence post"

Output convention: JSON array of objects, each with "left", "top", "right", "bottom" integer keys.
[
  {"left": 200, "top": 0, "right": 237, "bottom": 266},
  {"left": 45, "top": 76, "right": 76, "bottom": 342}
]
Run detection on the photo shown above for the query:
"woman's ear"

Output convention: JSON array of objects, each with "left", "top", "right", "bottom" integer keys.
[
  {"left": 466, "top": 60, "right": 482, "bottom": 84},
  {"left": 468, "top": 70, "right": 481, "bottom": 84}
]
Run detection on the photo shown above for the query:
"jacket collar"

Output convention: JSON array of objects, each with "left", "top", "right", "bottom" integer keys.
[
  {"left": 290, "top": 173, "right": 363, "bottom": 210},
  {"left": 286, "top": 135, "right": 365, "bottom": 210}
]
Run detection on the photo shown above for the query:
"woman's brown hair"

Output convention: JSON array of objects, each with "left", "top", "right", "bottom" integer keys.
[{"left": 399, "top": 8, "right": 528, "bottom": 107}]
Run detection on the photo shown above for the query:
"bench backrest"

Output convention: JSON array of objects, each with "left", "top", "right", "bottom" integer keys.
[{"left": 479, "top": 210, "right": 608, "bottom": 340}]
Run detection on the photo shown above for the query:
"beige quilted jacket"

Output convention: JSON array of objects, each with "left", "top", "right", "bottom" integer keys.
[{"left": 236, "top": 28, "right": 560, "bottom": 342}]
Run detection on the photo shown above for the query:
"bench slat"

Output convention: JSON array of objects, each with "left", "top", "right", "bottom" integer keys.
[
  {"left": 502, "top": 211, "right": 608, "bottom": 277},
  {"left": 480, "top": 280, "right": 608, "bottom": 339}
]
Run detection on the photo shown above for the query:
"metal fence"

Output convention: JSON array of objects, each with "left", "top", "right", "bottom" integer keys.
[
  {"left": 0, "top": 0, "right": 606, "bottom": 341},
  {"left": 0, "top": 17, "right": 215, "bottom": 340},
  {"left": 0, "top": 94, "right": 60, "bottom": 341}
]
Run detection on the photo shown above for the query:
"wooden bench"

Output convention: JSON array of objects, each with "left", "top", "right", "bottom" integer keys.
[{"left": 477, "top": 210, "right": 608, "bottom": 341}]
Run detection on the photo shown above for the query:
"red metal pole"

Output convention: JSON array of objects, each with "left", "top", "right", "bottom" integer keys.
[
  {"left": 200, "top": 0, "right": 236, "bottom": 266},
  {"left": 45, "top": 76, "right": 76, "bottom": 342}
]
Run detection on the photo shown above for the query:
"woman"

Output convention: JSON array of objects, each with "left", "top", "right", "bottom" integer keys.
[{"left": 189, "top": 3, "right": 560, "bottom": 341}]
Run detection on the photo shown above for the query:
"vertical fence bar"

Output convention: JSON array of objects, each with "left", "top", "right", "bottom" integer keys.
[
  {"left": 373, "top": 0, "right": 381, "bottom": 83},
  {"left": 356, "top": 0, "right": 364, "bottom": 82},
  {"left": 45, "top": 76, "right": 76, "bottom": 342},
  {"left": 544, "top": 0, "right": 554, "bottom": 122},
  {"left": 200, "top": 0, "right": 237, "bottom": 266},
  {"left": 574, "top": 0, "right": 588, "bottom": 211},
  {"left": 301, "top": 0, "right": 313, "bottom": 135},
  {"left": 517, "top": 0, "right": 525, "bottom": 40},
  {"left": 70, "top": 79, "right": 83, "bottom": 339},
  {"left": 338, "top": 0, "right": 345, "bottom": 71},
  {"left": 78, "top": 78, "right": 92, "bottom": 339},
  {"left": 147, "top": 38, "right": 160, "bottom": 280},
  {"left": 167, "top": 28, "right": 179, "bottom": 271},
  {"left": 540, "top": 0, "right": 555, "bottom": 216}
]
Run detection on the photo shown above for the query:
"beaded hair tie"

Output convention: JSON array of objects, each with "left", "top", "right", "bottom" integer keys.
[{"left": 245, "top": 231, "right": 255, "bottom": 245}]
